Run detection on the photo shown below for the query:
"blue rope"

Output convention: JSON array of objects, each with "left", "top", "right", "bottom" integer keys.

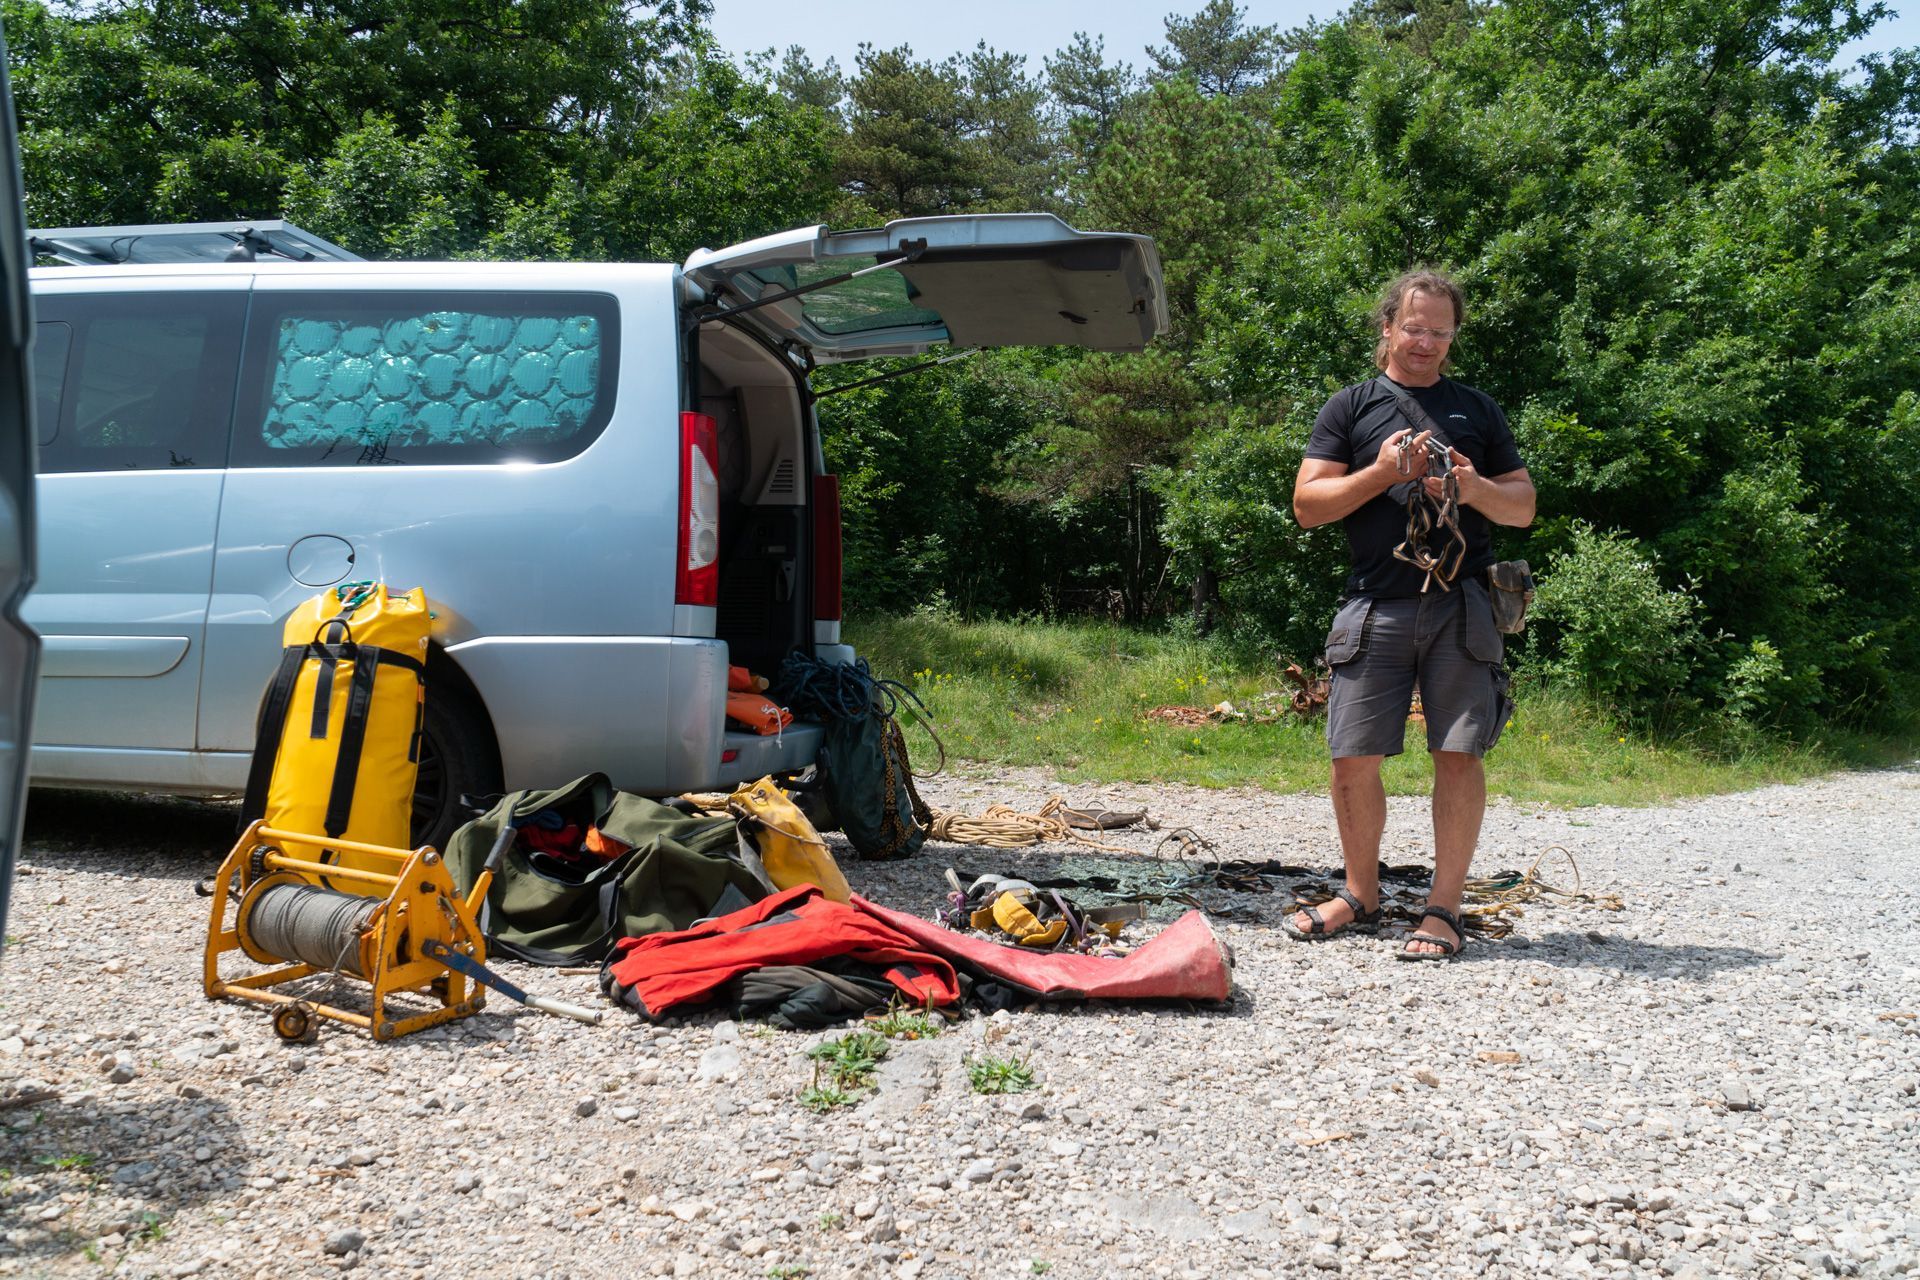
[{"left": 774, "top": 652, "right": 930, "bottom": 726}]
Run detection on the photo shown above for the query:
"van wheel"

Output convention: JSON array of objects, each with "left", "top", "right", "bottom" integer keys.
[{"left": 410, "top": 683, "right": 502, "bottom": 852}]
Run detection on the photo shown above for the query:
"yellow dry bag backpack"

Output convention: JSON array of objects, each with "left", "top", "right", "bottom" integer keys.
[{"left": 241, "top": 583, "right": 432, "bottom": 881}]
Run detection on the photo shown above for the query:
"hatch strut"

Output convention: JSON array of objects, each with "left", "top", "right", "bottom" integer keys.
[
  {"left": 690, "top": 238, "right": 928, "bottom": 328},
  {"left": 812, "top": 349, "right": 979, "bottom": 397}
]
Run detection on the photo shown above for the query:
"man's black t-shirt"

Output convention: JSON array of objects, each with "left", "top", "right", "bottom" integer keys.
[{"left": 1305, "top": 376, "right": 1525, "bottom": 599}]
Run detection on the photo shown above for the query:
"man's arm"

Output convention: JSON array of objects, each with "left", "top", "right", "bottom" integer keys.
[
  {"left": 1424, "top": 453, "right": 1535, "bottom": 527},
  {"left": 1293, "top": 428, "right": 1428, "bottom": 529}
]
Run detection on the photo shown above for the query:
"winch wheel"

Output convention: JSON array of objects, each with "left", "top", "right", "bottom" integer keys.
[{"left": 272, "top": 1002, "right": 316, "bottom": 1043}]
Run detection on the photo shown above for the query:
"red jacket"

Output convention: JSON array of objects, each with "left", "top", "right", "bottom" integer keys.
[{"left": 600, "top": 884, "right": 960, "bottom": 1020}]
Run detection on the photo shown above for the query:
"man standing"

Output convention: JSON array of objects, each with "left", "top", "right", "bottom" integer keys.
[{"left": 1286, "top": 270, "right": 1534, "bottom": 959}]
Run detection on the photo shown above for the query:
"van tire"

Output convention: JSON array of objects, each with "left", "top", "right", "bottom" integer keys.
[{"left": 410, "top": 679, "right": 502, "bottom": 852}]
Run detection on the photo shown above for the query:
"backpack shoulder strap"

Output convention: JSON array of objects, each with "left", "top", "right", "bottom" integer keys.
[
  {"left": 240, "top": 645, "right": 311, "bottom": 826},
  {"left": 1373, "top": 375, "right": 1451, "bottom": 445}
]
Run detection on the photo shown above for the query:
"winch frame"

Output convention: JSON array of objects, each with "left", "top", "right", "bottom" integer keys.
[{"left": 203, "top": 821, "right": 497, "bottom": 1041}]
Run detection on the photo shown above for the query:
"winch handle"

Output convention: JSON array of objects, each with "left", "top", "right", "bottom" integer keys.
[
  {"left": 421, "top": 939, "right": 603, "bottom": 1026},
  {"left": 465, "top": 822, "right": 518, "bottom": 913}
]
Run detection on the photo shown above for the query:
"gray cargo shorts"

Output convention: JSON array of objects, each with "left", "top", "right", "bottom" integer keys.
[{"left": 1323, "top": 578, "right": 1515, "bottom": 759}]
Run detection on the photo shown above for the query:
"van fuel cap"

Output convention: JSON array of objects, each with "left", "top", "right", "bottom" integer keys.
[{"left": 287, "top": 535, "right": 357, "bottom": 587}]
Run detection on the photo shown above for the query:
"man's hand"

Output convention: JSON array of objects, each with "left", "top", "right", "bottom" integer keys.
[
  {"left": 1294, "top": 428, "right": 1445, "bottom": 529},
  {"left": 1429, "top": 451, "right": 1537, "bottom": 527},
  {"left": 1423, "top": 446, "right": 1473, "bottom": 501},
  {"left": 1378, "top": 428, "right": 1432, "bottom": 481}
]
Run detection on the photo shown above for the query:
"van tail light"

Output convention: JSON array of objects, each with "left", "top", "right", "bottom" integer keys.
[
  {"left": 676, "top": 411, "right": 719, "bottom": 607},
  {"left": 813, "top": 473, "right": 843, "bottom": 621}
]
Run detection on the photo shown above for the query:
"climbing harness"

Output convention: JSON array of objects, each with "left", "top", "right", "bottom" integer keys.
[{"left": 1392, "top": 432, "right": 1468, "bottom": 593}]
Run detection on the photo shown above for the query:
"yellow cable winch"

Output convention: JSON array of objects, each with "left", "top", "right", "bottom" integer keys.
[{"left": 203, "top": 821, "right": 598, "bottom": 1042}]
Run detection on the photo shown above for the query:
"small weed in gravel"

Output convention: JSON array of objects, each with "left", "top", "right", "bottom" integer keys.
[
  {"left": 798, "top": 1080, "right": 856, "bottom": 1113},
  {"left": 807, "top": 1030, "right": 888, "bottom": 1087},
  {"left": 967, "top": 1053, "right": 1036, "bottom": 1094},
  {"left": 799, "top": 1028, "right": 891, "bottom": 1110},
  {"left": 865, "top": 1005, "right": 942, "bottom": 1040}
]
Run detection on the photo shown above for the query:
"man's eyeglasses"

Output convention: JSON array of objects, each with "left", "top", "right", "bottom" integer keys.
[{"left": 1400, "top": 323, "right": 1457, "bottom": 342}]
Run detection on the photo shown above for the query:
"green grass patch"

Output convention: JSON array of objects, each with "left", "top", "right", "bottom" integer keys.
[
  {"left": 800, "top": 1029, "right": 891, "bottom": 1111},
  {"left": 966, "top": 1053, "right": 1036, "bottom": 1095},
  {"left": 806, "top": 1030, "right": 888, "bottom": 1088},
  {"left": 850, "top": 611, "right": 1914, "bottom": 807},
  {"left": 864, "top": 1004, "right": 943, "bottom": 1041}
]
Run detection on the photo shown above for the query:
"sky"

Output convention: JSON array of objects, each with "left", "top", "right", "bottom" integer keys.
[{"left": 705, "top": 0, "right": 1919, "bottom": 78}]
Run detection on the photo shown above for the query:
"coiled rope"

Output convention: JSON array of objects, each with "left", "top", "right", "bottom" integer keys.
[
  {"left": 924, "top": 797, "right": 1137, "bottom": 854},
  {"left": 243, "top": 884, "right": 380, "bottom": 977},
  {"left": 775, "top": 651, "right": 946, "bottom": 776}
]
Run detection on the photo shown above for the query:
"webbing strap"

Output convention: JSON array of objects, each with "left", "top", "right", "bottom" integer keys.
[
  {"left": 240, "top": 647, "right": 310, "bottom": 825},
  {"left": 324, "top": 648, "right": 381, "bottom": 838},
  {"left": 309, "top": 650, "right": 338, "bottom": 739}
]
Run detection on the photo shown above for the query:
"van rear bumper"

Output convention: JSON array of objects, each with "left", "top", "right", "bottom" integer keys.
[{"left": 446, "top": 635, "right": 817, "bottom": 794}]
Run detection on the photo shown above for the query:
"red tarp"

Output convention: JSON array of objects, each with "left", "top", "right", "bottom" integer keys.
[{"left": 853, "top": 895, "right": 1234, "bottom": 1003}]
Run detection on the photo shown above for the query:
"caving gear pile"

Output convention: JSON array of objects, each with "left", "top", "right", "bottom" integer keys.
[{"left": 938, "top": 870, "right": 1150, "bottom": 955}]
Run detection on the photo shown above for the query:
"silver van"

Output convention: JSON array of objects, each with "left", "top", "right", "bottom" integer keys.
[{"left": 24, "top": 215, "right": 1169, "bottom": 844}]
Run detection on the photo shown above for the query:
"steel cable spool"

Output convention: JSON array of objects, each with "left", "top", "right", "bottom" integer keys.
[{"left": 238, "top": 880, "right": 381, "bottom": 977}]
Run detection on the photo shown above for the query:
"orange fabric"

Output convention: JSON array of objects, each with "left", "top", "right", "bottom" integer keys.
[
  {"left": 726, "top": 691, "right": 792, "bottom": 736},
  {"left": 727, "top": 665, "right": 768, "bottom": 693},
  {"left": 584, "top": 826, "right": 631, "bottom": 861}
]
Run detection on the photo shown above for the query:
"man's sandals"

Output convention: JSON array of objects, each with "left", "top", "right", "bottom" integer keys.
[
  {"left": 1396, "top": 904, "right": 1466, "bottom": 962},
  {"left": 1282, "top": 887, "right": 1383, "bottom": 941}
]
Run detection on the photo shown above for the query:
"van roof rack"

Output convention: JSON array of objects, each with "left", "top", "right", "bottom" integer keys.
[{"left": 27, "top": 219, "right": 363, "bottom": 266}]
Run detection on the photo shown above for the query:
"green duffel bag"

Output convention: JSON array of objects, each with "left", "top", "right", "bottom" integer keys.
[{"left": 444, "top": 773, "right": 766, "bottom": 966}]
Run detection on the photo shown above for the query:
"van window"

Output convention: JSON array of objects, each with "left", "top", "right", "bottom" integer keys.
[
  {"left": 31, "top": 294, "right": 243, "bottom": 473},
  {"left": 32, "top": 321, "right": 70, "bottom": 447},
  {"left": 232, "top": 293, "right": 619, "bottom": 467}
]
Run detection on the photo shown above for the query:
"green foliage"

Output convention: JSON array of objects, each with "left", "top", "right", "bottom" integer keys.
[
  {"left": 14, "top": 0, "right": 1920, "bottom": 734},
  {"left": 864, "top": 1005, "right": 943, "bottom": 1040},
  {"left": 832, "top": 42, "right": 1052, "bottom": 221},
  {"left": 854, "top": 609, "right": 1916, "bottom": 802},
  {"left": 1529, "top": 524, "right": 1704, "bottom": 721},
  {"left": 1147, "top": 0, "right": 1284, "bottom": 98},
  {"left": 283, "top": 105, "right": 487, "bottom": 260},
  {"left": 6, "top": 1, "right": 834, "bottom": 259},
  {"left": 966, "top": 1053, "right": 1036, "bottom": 1095},
  {"left": 797, "top": 1082, "right": 855, "bottom": 1113},
  {"left": 805, "top": 1029, "right": 888, "bottom": 1102}
]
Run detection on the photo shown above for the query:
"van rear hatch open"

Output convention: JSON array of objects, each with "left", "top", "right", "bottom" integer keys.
[{"left": 683, "top": 213, "right": 1169, "bottom": 362}]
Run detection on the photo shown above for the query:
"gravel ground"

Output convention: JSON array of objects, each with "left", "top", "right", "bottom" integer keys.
[{"left": 1, "top": 762, "right": 1917, "bottom": 1280}]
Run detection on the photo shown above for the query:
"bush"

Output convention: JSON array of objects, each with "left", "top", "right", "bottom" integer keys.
[{"left": 1530, "top": 523, "right": 1703, "bottom": 722}]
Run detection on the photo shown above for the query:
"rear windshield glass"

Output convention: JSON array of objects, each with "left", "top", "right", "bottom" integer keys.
[
  {"left": 748, "top": 257, "right": 940, "bottom": 336},
  {"left": 232, "top": 292, "right": 618, "bottom": 467}
]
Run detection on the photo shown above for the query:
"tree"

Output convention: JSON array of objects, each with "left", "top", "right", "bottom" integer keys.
[
  {"left": 1046, "top": 32, "right": 1138, "bottom": 171},
  {"left": 1147, "top": 0, "right": 1284, "bottom": 98},
  {"left": 832, "top": 43, "right": 1054, "bottom": 221}
]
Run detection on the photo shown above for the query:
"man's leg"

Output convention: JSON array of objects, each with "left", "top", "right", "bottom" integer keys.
[
  {"left": 1407, "top": 749, "right": 1484, "bottom": 954},
  {"left": 1288, "top": 754, "right": 1386, "bottom": 932}
]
